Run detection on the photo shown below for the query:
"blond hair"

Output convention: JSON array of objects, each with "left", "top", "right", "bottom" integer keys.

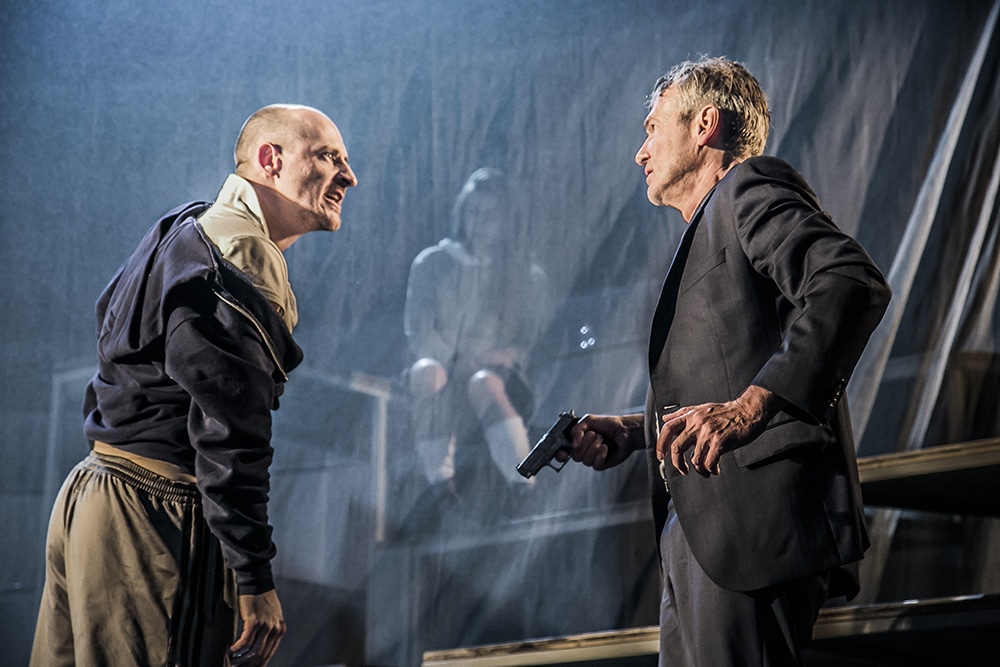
[{"left": 651, "top": 56, "right": 770, "bottom": 163}]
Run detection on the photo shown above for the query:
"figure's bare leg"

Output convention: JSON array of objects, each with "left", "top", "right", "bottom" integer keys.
[
  {"left": 407, "top": 358, "right": 454, "bottom": 483},
  {"left": 468, "top": 369, "right": 532, "bottom": 484}
]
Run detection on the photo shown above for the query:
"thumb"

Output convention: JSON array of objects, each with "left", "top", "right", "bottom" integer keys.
[{"left": 230, "top": 617, "right": 254, "bottom": 653}]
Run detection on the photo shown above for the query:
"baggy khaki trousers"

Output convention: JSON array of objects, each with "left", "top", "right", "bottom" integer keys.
[{"left": 31, "top": 452, "right": 236, "bottom": 667}]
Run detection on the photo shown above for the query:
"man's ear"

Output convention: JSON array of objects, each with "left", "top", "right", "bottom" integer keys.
[
  {"left": 257, "top": 143, "right": 282, "bottom": 177},
  {"left": 694, "top": 105, "right": 723, "bottom": 148}
]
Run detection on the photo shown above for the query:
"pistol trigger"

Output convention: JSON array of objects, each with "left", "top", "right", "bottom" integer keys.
[{"left": 547, "top": 458, "right": 568, "bottom": 473}]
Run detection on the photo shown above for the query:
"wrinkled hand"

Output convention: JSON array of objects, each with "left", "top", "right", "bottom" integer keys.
[
  {"left": 657, "top": 386, "right": 782, "bottom": 477},
  {"left": 229, "top": 590, "right": 286, "bottom": 666},
  {"left": 558, "top": 413, "right": 642, "bottom": 471}
]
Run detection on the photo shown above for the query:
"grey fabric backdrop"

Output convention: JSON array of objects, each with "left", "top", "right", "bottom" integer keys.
[{"left": 2, "top": 1, "right": 998, "bottom": 665}]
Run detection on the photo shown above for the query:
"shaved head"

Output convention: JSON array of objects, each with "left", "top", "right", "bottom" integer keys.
[
  {"left": 234, "top": 104, "right": 334, "bottom": 175},
  {"left": 230, "top": 103, "right": 356, "bottom": 243}
]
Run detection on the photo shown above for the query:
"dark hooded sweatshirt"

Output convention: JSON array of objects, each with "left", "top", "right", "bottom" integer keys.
[{"left": 83, "top": 201, "right": 303, "bottom": 594}]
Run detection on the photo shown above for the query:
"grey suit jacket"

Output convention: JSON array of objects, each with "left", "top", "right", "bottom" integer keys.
[{"left": 644, "top": 156, "right": 891, "bottom": 597}]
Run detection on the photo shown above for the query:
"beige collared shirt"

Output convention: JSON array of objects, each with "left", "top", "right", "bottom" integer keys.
[{"left": 197, "top": 174, "right": 298, "bottom": 331}]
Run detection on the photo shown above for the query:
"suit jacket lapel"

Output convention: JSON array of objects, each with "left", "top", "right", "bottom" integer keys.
[{"left": 648, "top": 194, "right": 713, "bottom": 370}]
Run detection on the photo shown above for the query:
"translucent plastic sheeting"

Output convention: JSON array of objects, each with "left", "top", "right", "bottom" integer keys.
[{"left": 2, "top": 1, "right": 998, "bottom": 665}]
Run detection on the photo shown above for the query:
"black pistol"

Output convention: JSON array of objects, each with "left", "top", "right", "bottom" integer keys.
[{"left": 516, "top": 410, "right": 579, "bottom": 479}]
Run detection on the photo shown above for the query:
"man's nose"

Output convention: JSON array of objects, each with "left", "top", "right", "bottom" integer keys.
[
  {"left": 635, "top": 141, "right": 648, "bottom": 166},
  {"left": 339, "top": 164, "right": 358, "bottom": 187}
]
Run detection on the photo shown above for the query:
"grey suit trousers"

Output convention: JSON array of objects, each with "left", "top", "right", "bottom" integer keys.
[{"left": 658, "top": 500, "right": 830, "bottom": 667}]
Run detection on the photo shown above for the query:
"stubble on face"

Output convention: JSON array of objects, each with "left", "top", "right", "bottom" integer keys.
[
  {"left": 279, "top": 111, "right": 354, "bottom": 234},
  {"left": 638, "top": 88, "right": 698, "bottom": 210}
]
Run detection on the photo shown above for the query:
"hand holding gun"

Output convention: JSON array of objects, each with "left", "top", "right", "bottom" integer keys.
[{"left": 516, "top": 410, "right": 579, "bottom": 479}]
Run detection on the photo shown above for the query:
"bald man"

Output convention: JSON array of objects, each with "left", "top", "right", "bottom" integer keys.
[{"left": 32, "top": 105, "right": 357, "bottom": 667}]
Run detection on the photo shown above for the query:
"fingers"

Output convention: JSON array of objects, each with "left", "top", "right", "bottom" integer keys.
[
  {"left": 230, "top": 591, "right": 286, "bottom": 666},
  {"left": 687, "top": 437, "right": 720, "bottom": 477},
  {"left": 230, "top": 622, "right": 285, "bottom": 666},
  {"left": 574, "top": 430, "right": 608, "bottom": 468},
  {"left": 700, "top": 443, "right": 723, "bottom": 476},
  {"left": 569, "top": 417, "right": 610, "bottom": 470},
  {"left": 658, "top": 408, "right": 724, "bottom": 477},
  {"left": 229, "top": 621, "right": 254, "bottom": 656},
  {"left": 656, "top": 413, "right": 689, "bottom": 474}
]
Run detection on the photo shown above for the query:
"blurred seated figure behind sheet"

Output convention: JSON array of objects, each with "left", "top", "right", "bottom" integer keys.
[{"left": 404, "top": 167, "right": 551, "bottom": 494}]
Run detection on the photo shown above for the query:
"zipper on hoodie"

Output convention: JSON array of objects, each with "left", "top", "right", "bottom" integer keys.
[{"left": 212, "top": 288, "right": 289, "bottom": 382}]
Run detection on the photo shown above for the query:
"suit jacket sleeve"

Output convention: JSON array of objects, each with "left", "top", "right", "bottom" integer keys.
[{"left": 730, "top": 158, "right": 891, "bottom": 424}]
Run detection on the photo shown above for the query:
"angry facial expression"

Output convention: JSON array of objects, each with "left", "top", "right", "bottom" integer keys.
[{"left": 273, "top": 111, "right": 358, "bottom": 233}]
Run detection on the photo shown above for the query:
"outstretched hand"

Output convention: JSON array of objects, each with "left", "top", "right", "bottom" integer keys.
[
  {"left": 657, "top": 385, "right": 783, "bottom": 476},
  {"left": 229, "top": 590, "right": 286, "bottom": 666}
]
